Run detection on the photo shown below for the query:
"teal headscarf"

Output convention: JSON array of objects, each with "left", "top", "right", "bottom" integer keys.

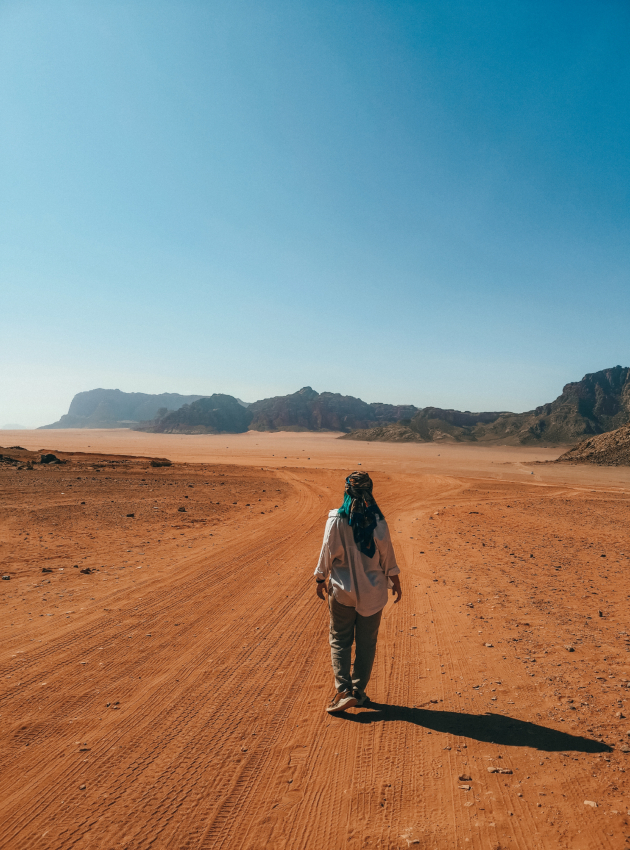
[{"left": 338, "top": 471, "right": 384, "bottom": 558}]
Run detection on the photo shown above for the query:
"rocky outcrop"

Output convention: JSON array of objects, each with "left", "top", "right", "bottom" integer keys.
[
  {"left": 41, "top": 389, "right": 206, "bottom": 429},
  {"left": 247, "top": 387, "right": 417, "bottom": 432},
  {"left": 556, "top": 424, "right": 630, "bottom": 466},
  {"left": 137, "top": 394, "right": 253, "bottom": 434},
  {"left": 342, "top": 407, "right": 504, "bottom": 443}
]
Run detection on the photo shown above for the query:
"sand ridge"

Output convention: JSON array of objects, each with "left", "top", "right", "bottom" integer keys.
[{"left": 1, "top": 431, "right": 630, "bottom": 849}]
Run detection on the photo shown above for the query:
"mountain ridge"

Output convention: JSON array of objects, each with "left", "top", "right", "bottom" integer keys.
[
  {"left": 39, "top": 367, "right": 630, "bottom": 445},
  {"left": 134, "top": 386, "right": 420, "bottom": 435}
]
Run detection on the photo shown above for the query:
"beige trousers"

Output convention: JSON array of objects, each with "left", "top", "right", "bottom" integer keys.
[{"left": 328, "top": 594, "right": 383, "bottom": 695}]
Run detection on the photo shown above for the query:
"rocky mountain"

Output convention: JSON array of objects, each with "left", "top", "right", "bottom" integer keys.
[
  {"left": 41, "top": 389, "right": 206, "bottom": 429},
  {"left": 248, "top": 387, "right": 417, "bottom": 432},
  {"left": 138, "top": 394, "right": 252, "bottom": 434},
  {"left": 556, "top": 424, "right": 630, "bottom": 466},
  {"left": 343, "top": 367, "right": 630, "bottom": 445},
  {"left": 136, "top": 387, "right": 418, "bottom": 434}
]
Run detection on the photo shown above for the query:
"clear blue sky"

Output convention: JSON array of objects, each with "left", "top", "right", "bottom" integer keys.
[{"left": 1, "top": 0, "right": 629, "bottom": 426}]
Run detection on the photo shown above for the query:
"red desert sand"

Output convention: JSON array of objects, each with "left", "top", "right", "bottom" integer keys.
[{"left": 1, "top": 429, "right": 630, "bottom": 850}]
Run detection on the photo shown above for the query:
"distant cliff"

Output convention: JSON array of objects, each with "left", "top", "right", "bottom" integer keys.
[{"left": 40, "top": 389, "right": 206, "bottom": 429}]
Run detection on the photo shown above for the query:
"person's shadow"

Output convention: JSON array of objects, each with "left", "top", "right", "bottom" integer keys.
[{"left": 337, "top": 702, "right": 611, "bottom": 753}]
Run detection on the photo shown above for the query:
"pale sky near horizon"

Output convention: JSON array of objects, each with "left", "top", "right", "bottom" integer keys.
[{"left": 1, "top": 0, "right": 629, "bottom": 426}]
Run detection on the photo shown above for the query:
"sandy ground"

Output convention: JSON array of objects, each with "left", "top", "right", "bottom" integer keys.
[{"left": 2, "top": 429, "right": 630, "bottom": 850}]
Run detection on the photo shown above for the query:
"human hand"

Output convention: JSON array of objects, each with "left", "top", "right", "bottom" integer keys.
[
  {"left": 316, "top": 581, "right": 328, "bottom": 600},
  {"left": 390, "top": 575, "right": 402, "bottom": 604}
]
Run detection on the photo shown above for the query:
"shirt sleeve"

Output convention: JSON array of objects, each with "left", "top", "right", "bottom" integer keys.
[
  {"left": 375, "top": 520, "right": 400, "bottom": 576},
  {"left": 314, "top": 516, "right": 344, "bottom": 579}
]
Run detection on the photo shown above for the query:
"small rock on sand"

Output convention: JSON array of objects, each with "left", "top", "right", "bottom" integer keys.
[
  {"left": 458, "top": 774, "right": 472, "bottom": 781},
  {"left": 584, "top": 800, "right": 597, "bottom": 808},
  {"left": 565, "top": 645, "right": 575, "bottom": 652}
]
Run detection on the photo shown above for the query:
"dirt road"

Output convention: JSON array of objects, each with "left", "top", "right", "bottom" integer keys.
[{"left": 1, "top": 432, "right": 630, "bottom": 849}]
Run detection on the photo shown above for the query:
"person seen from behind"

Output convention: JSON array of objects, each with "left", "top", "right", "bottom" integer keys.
[{"left": 315, "top": 471, "right": 402, "bottom": 713}]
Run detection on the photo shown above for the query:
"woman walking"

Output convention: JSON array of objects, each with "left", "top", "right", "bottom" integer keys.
[{"left": 314, "top": 471, "right": 402, "bottom": 713}]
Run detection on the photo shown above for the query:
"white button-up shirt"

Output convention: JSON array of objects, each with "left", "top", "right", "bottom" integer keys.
[{"left": 314, "top": 509, "right": 400, "bottom": 617}]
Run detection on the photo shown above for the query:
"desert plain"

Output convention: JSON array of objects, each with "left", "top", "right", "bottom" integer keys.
[{"left": 1, "top": 429, "right": 630, "bottom": 850}]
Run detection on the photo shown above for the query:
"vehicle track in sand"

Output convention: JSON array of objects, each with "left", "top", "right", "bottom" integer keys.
[{"left": 1, "top": 456, "right": 630, "bottom": 849}]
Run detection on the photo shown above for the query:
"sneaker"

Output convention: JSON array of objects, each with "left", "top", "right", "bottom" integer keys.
[
  {"left": 326, "top": 691, "right": 358, "bottom": 713},
  {"left": 353, "top": 690, "right": 369, "bottom": 706}
]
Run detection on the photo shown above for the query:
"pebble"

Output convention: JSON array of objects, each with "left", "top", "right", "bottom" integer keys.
[
  {"left": 178, "top": 506, "right": 186, "bottom": 512},
  {"left": 459, "top": 774, "right": 472, "bottom": 781},
  {"left": 584, "top": 800, "right": 597, "bottom": 808},
  {"left": 459, "top": 785, "right": 471, "bottom": 791},
  {"left": 487, "top": 767, "right": 513, "bottom": 774},
  {"left": 42, "top": 567, "right": 53, "bottom": 573},
  {"left": 79, "top": 784, "right": 86, "bottom": 791},
  {"left": 484, "top": 643, "right": 493, "bottom": 648},
  {"left": 565, "top": 645, "right": 575, "bottom": 652},
  {"left": 126, "top": 513, "right": 134, "bottom": 518},
  {"left": 1, "top": 575, "right": 9, "bottom": 581}
]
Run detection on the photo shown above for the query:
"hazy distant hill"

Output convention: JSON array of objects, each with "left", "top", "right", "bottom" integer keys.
[
  {"left": 41, "top": 389, "right": 206, "bottom": 429},
  {"left": 138, "top": 394, "right": 252, "bottom": 434},
  {"left": 343, "top": 366, "right": 630, "bottom": 445}
]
